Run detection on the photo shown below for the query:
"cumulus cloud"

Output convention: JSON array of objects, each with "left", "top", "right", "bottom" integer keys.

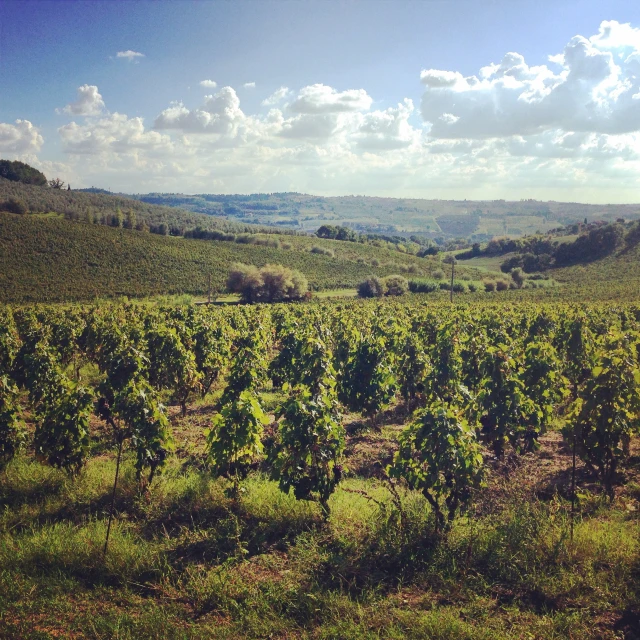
[
  {"left": 262, "top": 86, "right": 291, "bottom": 106},
  {"left": 116, "top": 50, "right": 145, "bottom": 62},
  {"left": 58, "top": 85, "right": 105, "bottom": 117},
  {"left": 59, "top": 113, "right": 172, "bottom": 155},
  {"left": 420, "top": 21, "right": 640, "bottom": 139},
  {"left": 200, "top": 79, "right": 217, "bottom": 88},
  {"left": 38, "top": 21, "right": 640, "bottom": 200},
  {"left": 0, "top": 120, "right": 44, "bottom": 155},
  {"left": 154, "top": 87, "right": 249, "bottom": 136},
  {"left": 288, "top": 84, "right": 372, "bottom": 113},
  {"left": 354, "top": 99, "right": 421, "bottom": 150},
  {"left": 243, "top": 82, "right": 256, "bottom": 89}
]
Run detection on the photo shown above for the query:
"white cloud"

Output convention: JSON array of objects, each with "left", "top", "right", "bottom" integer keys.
[
  {"left": 154, "top": 87, "right": 249, "bottom": 136},
  {"left": 200, "top": 79, "right": 217, "bottom": 89},
  {"left": 243, "top": 82, "right": 256, "bottom": 89},
  {"left": 262, "top": 86, "right": 291, "bottom": 106},
  {"left": 59, "top": 113, "right": 172, "bottom": 155},
  {"left": 420, "top": 21, "right": 640, "bottom": 139},
  {"left": 58, "top": 85, "right": 105, "bottom": 117},
  {"left": 38, "top": 21, "right": 640, "bottom": 200},
  {"left": 0, "top": 120, "right": 44, "bottom": 155},
  {"left": 354, "top": 99, "right": 421, "bottom": 150},
  {"left": 116, "top": 50, "right": 145, "bottom": 62},
  {"left": 288, "top": 84, "right": 372, "bottom": 113}
]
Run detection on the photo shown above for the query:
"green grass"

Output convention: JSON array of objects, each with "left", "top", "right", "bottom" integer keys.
[{"left": 1, "top": 422, "right": 639, "bottom": 639}]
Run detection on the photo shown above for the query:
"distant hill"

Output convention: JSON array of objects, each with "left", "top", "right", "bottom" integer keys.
[
  {"left": 0, "top": 212, "right": 472, "bottom": 303},
  {"left": 125, "top": 192, "right": 640, "bottom": 240}
]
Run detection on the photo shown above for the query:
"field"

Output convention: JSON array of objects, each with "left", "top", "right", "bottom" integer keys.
[
  {"left": 0, "top": 212, "right": 487, "bottom": 303},
  {"left": 128, "top": 192, "right": 640, "bottom": 238},
  {"left": 1, "top": 299, "right": 639, "bottom": 638}
]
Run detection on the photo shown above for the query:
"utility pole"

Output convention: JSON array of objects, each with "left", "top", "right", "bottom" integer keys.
[{"left": 450, "top": 259, "right": 455, "bottom": 303}]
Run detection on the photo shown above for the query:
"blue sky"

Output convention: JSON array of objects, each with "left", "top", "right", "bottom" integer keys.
[{"left": 1, "top": 0, "right": 640, "bottom": 201}]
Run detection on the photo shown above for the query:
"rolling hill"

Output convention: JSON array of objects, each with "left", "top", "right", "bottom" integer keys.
[
  {"left": 127, "top": 192, "right": 640, "bottom": 239},
  {"left": 0, "top": 212, "right": 480, "bottom": 303}
]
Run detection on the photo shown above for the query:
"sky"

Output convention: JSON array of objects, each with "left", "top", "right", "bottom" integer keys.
[{"left": 1, "top": 0, "right": 640, "bottom": 202}]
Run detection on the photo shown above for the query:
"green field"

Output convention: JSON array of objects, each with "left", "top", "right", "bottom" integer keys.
[
  {"left": 1, "top": 300, "right": 639, "bottom": 639},
  {"left": 0, "top": 212, "right": 487, "bottom": 303}
]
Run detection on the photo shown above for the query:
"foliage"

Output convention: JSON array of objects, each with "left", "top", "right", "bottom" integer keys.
[
  {"left": 0, "top": 159, "right": 47, "bottom": 186},
  {"left": 146, "top": 324, "right": 201, "bottom": 415},
  {"left": 390, "top": 401, "right": 484, "bottom": 530},
  {"left": 476, "top": 344, "right": 538, "bottom": 456},
  {"left": 206, "top": 390, "right": 269, "bottom": 476},
  {"left": 357, "top": 276, "right": 384, "bottom": 298},
  {"left": 384, "top": 274, "right": 408, "bottom": 296},
  {"left": 339, "top": 329, "right": 396, "bottom": 419},
  {"left": 3, "top": 197, "right": 28, "bottom": 215},
  {"left": 272, "top": 381, "right": 345, "bottom": 516},
  {"left": 34, "top": 382, "right": 93, "bottom": 474},
  {"left": 227, "top": 263, "right": 309, "bottom": 303},
  {"left": 562, "top": 331, "right": 640, "bottom": 499},
  {"left": 0, "top": 375, "right": 23, "bottom": 466}
]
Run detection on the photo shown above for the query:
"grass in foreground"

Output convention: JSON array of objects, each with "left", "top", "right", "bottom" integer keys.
[{"left": 1, "top": 419, "right": 639, "bottom": 639}]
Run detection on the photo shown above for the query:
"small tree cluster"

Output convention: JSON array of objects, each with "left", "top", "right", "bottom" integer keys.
[
  {"left": 357, "top": 275, "right": 408, "bottom": 298},
  {"left": 227, "top": 263, "right": 309, "bottom": 303}
]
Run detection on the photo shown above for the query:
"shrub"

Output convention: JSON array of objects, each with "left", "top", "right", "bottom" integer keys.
[
  {"left": 484, "top": 281, "right": 496, "bottom": 292},
  {"left": 253, "top": 237, "right": 280, "bottom": 248},
  {"left": 432, "top": 269, "right": 445, "bottom": 280},
  {"left": 370, "top": 258, "right": 381, "bottom": 267},
  {"left": 408, "top": 280, "right": 438, "bottom": 293},
  {"left": 496, "top": 280, "right": 509, "bottom": 291},
  {"left": 389, "top": 401, "right": 484, "bottom": 531},
  {"left": 407, "top": 264, "right": 419, "bottom": 274},
  {"left": 280, "top": 242, "right": 292, "bottom": 250},
  {"left": 3, "top": 197, "right": 27, "bottom": 215},
  {"left": 452, "top": 282, "right": 466, "bottom": 293},
  {"left": 439, "top": 282, "right": 450, "bottom": 291},
  {"left": 468, "top": 283, "right": 478, "bottom": 292},
  {"left": 511, "top": 267, "right": 525, "bottom": 288},
  {"left": 310, "top": 246, "right": 335, "bottom": 257},
  {"left": 357, "top": 276, "right": 385, "bottom": 298},
  {"left": 227, "top": 263, "right": 308, "bottom": 303},
  {"left": 384, "top": 275, "right": 408, "bottom": 296}
]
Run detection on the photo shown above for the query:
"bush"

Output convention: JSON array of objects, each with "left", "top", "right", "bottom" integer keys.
[
  {"left": 510, "top": 267, "right": 525, "bottom": 288},
  {"left": 3, "top": 197, "right": 27, "bottom": 215},
  {"left": 357, "top": 276, "right": 385, "bottom": 298},
  {"left": 439, "top": 282, "right": 450, "bottom": 291},
  {"left": 408, "top": 280, "right": 438, "bottom": 293},
  {"left": 310, "top": 246, "right": 335, "bottom": 257},
  {"left": 496, "top": 280, "right": 509, "bottom": 291},
  {"left": 384, "top": 275, "right": 408, "bottom": 296},
  {"left": 452, "top": 282, "right": 466, "bottom": 293},
  {"left": 468, "top": 283, "right": 478, "bottom": 292},
  {"left": 432, "top": 269, "right": 445, "bottom": 280},
  {"left": 253, "top": 237, "right": 280, "bottom": 248},
  {"left": 370, "top": 259, "right": 381, "bottom": 267},
  {"left": 227, "top": 263, "right": 308, "bottom": 303},
  {"left": 484, "top": 281, "right": 496, "bottom": 292},
  {"left": 407, "top": 264, "right": 419, "bottom": 274}
]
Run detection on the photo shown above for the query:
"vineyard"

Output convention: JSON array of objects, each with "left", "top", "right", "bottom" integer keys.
[{"left": 1, "top": 297, "right": 639, "bottom": 637}]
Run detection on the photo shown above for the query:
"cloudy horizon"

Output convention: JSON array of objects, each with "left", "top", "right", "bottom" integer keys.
[{"left": 2, "top": 1, "right": 640, "bottom": 203}]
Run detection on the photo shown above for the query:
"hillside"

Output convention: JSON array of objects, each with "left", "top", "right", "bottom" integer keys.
[
  {"left": 0, "top": 212, "right": 477, "bottom": 303},
  {"left": 128, "top": 192, "right": 640, "bottom": 239},
  {"left": 0, "top": 178, "right": 285, "bottom": 237}
]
